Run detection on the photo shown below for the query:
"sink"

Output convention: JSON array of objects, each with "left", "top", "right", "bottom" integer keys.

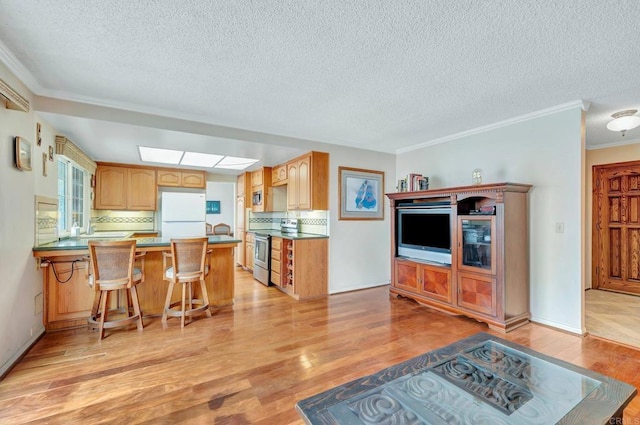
[{"left": 78, "top": 231, "right": 131, "bottom": 239}]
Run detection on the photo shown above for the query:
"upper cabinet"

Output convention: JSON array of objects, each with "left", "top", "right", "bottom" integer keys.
[
  {"left": 286, "top": 151, "right": 329, "bottom": 211},
  {"left": 237, "top": 173, "right": 246, "bottom": 198},
  {"left": 251, "top": 167, "right": 272, "bottom": 212},
  {"left": 157, "top": 169, "right": 206, "bottom": 189},
  {"left": 251, "top": 168, "right": 265, "bottom": 187},
  {"left": 95, "top": 165, "right": 156, "bottom": 210},
  {"left": 272, "top": 164, "right": 288, "bottom": 186}
]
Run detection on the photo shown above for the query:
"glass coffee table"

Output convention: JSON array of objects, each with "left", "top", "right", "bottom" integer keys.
[{"left": 296, "top": 332, "right": 637, "bottom": 424}]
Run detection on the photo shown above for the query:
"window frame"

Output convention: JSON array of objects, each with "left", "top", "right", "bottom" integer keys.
[{"left": 57, "top": 157, "right": 91, "bottom": 235}]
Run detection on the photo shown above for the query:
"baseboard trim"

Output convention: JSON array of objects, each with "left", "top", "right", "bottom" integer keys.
[
  {"left": 0, "top": 329, "right": 46, "bottom": 381},
  {"left": 329, "top": 281, "right": 390, "bottom": 295},
  {"left": 530, "top": 317, "right": 584, "bottom": 336}
]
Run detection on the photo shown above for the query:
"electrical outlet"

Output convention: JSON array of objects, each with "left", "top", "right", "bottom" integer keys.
[
  {"left": 35, "top": 293, "right": 43, "bottom": 314},
  {"left": 555, "top": 222, "right": 565, "bottom": 233}
]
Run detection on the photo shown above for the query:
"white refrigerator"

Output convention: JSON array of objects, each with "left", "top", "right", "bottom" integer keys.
[{"left": 160, "top": 192, "right": 207, "bottom": 238}]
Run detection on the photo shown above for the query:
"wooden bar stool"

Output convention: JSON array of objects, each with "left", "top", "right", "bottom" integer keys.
[
  {"left": 162, "top": 237, "right": 212, "bottom": 327},
  {"left": 87, "top": 239, "right": 145, "bottom": 339}
]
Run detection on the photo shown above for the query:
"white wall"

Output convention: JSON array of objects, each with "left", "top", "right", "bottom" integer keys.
[
  {"left": 326, "top": 147, "right": 396, "bottom": 293},
  {"left": 205, "top": 181, "right": 235, "bottom": 229},
  {"left": 0, "top": 62, "right": 59, "bottom": 376},
  {"left": 396, "top": 106, "right": 585, "bottom": 334}
]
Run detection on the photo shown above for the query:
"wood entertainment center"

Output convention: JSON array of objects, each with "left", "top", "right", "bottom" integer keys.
[{"left": 387, "top": 182, "right": 532, "bottom": 332}]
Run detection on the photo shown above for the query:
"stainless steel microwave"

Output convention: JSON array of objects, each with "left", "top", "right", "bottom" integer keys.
[{"left": 252, "top": 190, "right": 262, "bottom": 206}]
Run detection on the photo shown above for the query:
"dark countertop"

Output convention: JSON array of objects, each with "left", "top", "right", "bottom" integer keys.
[
  {"left": 246, "top": 230, "right": 329, "bottom": 240},
  {"left": 33, "top": 235, "right": 241, "bottom": 252}
]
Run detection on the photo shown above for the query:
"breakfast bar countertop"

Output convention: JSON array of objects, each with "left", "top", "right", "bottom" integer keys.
[
  {"left": 245, "top": 230, "right": 329, "bottom": 240},
  {"left": 33, "top": 235, "right": 241, "bottom": 254}
]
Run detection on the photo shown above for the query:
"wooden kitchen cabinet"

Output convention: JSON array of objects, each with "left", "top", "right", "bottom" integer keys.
[
  {"left": 236, "top": 195, "right": 246, "bottom": 266},
  {"left": 270, "top": 237, "right": 284, "bottom": 287},
  {"left": 251, "top": 168, "right": 265, "bottom": 187},
  {"left": 127, "top": 168, "right": 157, "bottom": 210},
  {"left": 286, "top": 151, "right": 329, "bottom": 211},
  {"left": 157, "top": 169, "right": 206, "bottom": 189},
  {"left": 271, "top": 164, "right": 288, "bottom": 186},
  {"left": 278, "top": 237, "right": 328, "bottom": 300},
  {"left": 43, "top": 256, "right": 94, "bottom": 330},
  {"left": 245, "top": 232, "right": 255, "bottom": 271},
  {"left": 95, "top": 165, "right": 156, "bottom": 210},
  {"left": 251, "top": 167, "right": 273, "bottom": 213}
]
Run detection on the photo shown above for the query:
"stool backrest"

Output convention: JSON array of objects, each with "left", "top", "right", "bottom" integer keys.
[
  {"left": 212, "top": 223, "right": 231, "bottom": 235},
  {"left": 170, "top": 237, "right": 208, "bottom": 280},
  {"left": 88, "top": 239, "right": 137, "bottom": 290}
]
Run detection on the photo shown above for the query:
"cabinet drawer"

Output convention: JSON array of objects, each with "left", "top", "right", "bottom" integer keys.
[
  {"left": 271, "top": 270, "right": 281, "bottom": 286},
  {"left": 271, "top": 249, "right": 281, "bottom": 262},
  {"left": 271, "top": 237, "right": 282, "bottom": 251},
  {"left": 271, "top": 259, "right": 281, "bottom": 274},
  {"left": 246, "top": 232, "right": 255, "bottom": 243}
]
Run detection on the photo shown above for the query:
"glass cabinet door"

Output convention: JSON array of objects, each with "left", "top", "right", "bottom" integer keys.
[{"left": 459, "top": 217, "right": 496, "bottom": 274}]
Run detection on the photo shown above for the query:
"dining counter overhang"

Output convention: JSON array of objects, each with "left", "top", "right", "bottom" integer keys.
[{"left": 33, "top": 235, "right": 241, "bottom": 330}]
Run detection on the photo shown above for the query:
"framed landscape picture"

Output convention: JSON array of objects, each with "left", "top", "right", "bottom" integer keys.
[
  {"left": 338, "top": 166, "right": 384, "bottom": 220},
  {"left": 14, "top": 137, "right": 32, "bottom": 171}
]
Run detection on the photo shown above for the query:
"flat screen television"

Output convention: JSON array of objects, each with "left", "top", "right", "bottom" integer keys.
[{"left": 397, "top": 207, "right": 452, "bottom": 264}]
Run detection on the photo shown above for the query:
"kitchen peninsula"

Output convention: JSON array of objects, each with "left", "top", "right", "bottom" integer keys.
[{"left": 33, "top": 235, "right": 241, "bottom": 330}]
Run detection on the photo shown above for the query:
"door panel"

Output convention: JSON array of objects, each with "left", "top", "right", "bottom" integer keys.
[{"left": 594, "top": 162, "right": 640, "bottom": 295}]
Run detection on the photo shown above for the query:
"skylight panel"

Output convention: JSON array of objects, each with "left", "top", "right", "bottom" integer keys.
[{"left": 139, "top": 146, "right": 183, "bottom": 164}]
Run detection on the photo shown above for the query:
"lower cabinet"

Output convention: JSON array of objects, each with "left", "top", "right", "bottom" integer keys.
[
  {"left": 270, "top": 237, "right": 284, "bottom": 287},
  {"left": 394, "top": 258, "right": 452, "bottom": 304},
  {"left": 43, "top": 257, "right": 94, "bottom": 330},
  {"left": 245, "top": 232, "right": 255, "bottom": 272},
  {"left": 457, "top": 271, "right": 496, "bottom": 316},
  {"left": 278, "top": 237, "right": 328, "bottom": 300}
]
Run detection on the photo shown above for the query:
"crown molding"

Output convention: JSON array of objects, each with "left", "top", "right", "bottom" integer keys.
[
  {"left": 396, "top": 99, "right": 590, "bottom": 154},
  {"left": 586, "top": 137, "right": 640, "bottom": 150},
  {"left": 0, "top": 40, "right": 42, "bottom": 94}
]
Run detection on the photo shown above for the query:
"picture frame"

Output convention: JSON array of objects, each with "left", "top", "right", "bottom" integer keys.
[
  {"left": 338, "top": 166, "right": 384, "bottom": 220},
  {"left": 36, "top": 122, "right": 42, "bottom": 146},
  {"left": 206, "top": 200, "right": 221, "bottom": 214},
  {"left": 48, "top": 145, "right": 54, "bottom": 161},
  {"left": 14, "top": 137, "right": 32, "bottom": 171}
]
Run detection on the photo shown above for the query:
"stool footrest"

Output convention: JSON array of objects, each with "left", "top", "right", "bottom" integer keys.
[
  {"left": 164, "top": 299, "right": 210, "bottom": 318},
  {"left": 88, "top": 314, "right": 142, "bottom": 330}
]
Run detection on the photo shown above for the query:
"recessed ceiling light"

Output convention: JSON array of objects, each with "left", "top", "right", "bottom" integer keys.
[
  {"left": 215, "top": 156, "right": 259, "bottom": 170},
  {"left": 139, "top": 146, "right": 183, "bottom": 164},
  {"left": 181, "top": 152, "right": 224, "bottom": 167}
]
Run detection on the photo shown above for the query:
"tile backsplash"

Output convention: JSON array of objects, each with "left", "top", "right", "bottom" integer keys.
[
  {"left": 248, "top": 210, "right": 329, "bottom": 235},
  {"left": 91, "top": 210, "right": 155, "bottom": 232}
]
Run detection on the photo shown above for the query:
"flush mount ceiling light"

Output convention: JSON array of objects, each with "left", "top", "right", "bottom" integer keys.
[
  {"left": 606, "top": 109, "right": 640, "bottom": 136},
  {"left": 139, "top": 146, "right": 183, "bottom": 164},
  {"left": 214, "top": 156, "right": 259, "bottom": 170},
  {"left": 181, "top": 152, "right": 224, "bottom": 167},
  {"left": 138, "top": 146, "right": 258, "bottom": 170}
]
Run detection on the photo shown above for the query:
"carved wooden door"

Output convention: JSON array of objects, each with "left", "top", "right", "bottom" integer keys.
[{"left": 593, "top": 161, "right": 640, "bottom": 295}]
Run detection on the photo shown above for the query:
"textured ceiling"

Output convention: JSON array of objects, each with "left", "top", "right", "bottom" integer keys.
[{"left": 1, "top": 0, "right": 640, "bottom": 166}]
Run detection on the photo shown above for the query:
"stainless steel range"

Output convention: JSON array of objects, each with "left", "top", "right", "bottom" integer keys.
[
  {"left": 253, "top": 233, "right": 271, "bottom": 286},
  {"left": 280, "top": 218, "right": 299, "bottom": 235}
]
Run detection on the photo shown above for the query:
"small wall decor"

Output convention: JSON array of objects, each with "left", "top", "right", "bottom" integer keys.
[
  {"left": 36, "top": 122, "right": 42, "bottom": 146},
  {"left": 48, "top": 145, "right": 54, "bottom": 161},
  {"left": 14, "top": 136, "right": 32, "bottom": 171},
  {"left": 42, "top": 153, "right": 47, "bottom": 176},
  {"left": 472, "top": 168, "right": 483, "bottom": 185},
  {"left": 338, "top": 166, "right": 384, "bottom": 220},
  {"left": 206, "top": 200, "right": 221, "bottom": 214}
]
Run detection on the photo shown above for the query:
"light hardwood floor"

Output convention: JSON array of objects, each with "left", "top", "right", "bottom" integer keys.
[
  {"left": 1, "top": 269, "right": 639, "bottom": 424},
  {"left": 586, "top": 288, "right": 640, "bottom": 348}
]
